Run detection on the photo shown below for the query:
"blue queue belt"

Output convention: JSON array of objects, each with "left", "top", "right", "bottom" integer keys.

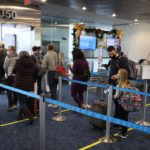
[
  {"left": 0, "top": 84, "right": 41, "bottom": 100},
  {"left": 91, "top": 71, "right": 144, "bottom": 83},
  {"left": 62, "top": 77, "right": 108, "bottom": 89},
  {"left": 91, "top": 70, "right": 110, "bottom": 77},
  {"left": 0, "top": 80, "right": 150, "bottom": 134},
  {"left": 45, "top": 97, "right": 150, "bottom": 134}
]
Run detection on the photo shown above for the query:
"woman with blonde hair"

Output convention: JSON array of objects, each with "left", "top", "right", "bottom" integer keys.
[{"left": 114, "top": 69, "right": 130, "bottom": 138}]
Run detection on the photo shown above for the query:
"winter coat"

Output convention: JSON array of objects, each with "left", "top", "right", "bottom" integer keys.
[
  {"left": 13, "top": 56, "right": 36, "bottom": 91},
  {"left": 0, "top": 49, "right": 7, "bottom": 67},
  {"left": 70, "top": 58, "right": 90, "bottom": 91},
  {"left": 3, "top": 52, "right": 18, "bottom": 76},
  {"left": 0, "top": 49, "right": 7, "bottom": 79}
]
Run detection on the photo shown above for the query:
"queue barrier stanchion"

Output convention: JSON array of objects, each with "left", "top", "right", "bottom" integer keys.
[
  {"left": 40, "top": 94, "right": 46, "bottom": 150},
  {"left": 100, "top": 85, "right": 117, "bottom": 143},
  {"left": 83, "top": 86, "right": 94, "bottom": 109},
  {"left": 137, "top": 79, "right": 150, "bottom": 126},
  {"left": 52, "top": 76, "right": 67, "bottom": 122}
]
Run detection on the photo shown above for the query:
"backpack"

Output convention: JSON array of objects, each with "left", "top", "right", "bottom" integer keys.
[
  {"left": 33, "top": 54, "right": 43, "bottom": 76},
  {"left": 79, "top": 69, "right": 91, "bottom": 82},
  {"left": 128, "top": 59, "right": 138, "bottom": 79},
  {"left": 119, "top": 87, "right": 142, "bottom": 112},
  {"left": 116, "top": 55, "right": 138, "bottom": 79}
]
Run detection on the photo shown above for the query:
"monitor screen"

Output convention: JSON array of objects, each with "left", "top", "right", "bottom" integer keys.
[
  {"left": 79, "top": 35, "right": 96, "bottom": 50},
  {"left": 106, "top": 38, "right": 120, "bottom": 49}
]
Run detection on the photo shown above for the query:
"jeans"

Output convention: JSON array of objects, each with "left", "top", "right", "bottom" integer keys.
[{"left": 47, "top": 71, "right": 57, "bottom": 100}]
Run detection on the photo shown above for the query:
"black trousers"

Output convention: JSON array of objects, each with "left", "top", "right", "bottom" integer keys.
[
  {"left": 114, "top": 99, "right": 129, "bottom": 134},
  {"left": 18, "top": 93, "right": 33, "bottom": 119},
  {"left": 0, "top": 66, "right": 5, "bottom": 93},
  {"left": 7, "top": 76, "right": 18, "bottom": 107},
  {"left": 37, "top": 75, "right": 42, "bottom": 95}
]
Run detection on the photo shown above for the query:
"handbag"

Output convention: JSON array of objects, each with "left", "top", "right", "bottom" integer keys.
[{"left": 55, "top": 54, "right": 67, "bottom": 79}]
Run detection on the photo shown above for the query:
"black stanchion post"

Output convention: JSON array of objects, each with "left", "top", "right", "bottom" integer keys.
[
  {"left": 40, "top": 94, "right": 46, "bottom": 150},
  {"left": 100, "top": 85, "right": 116, "bottom": 143}
]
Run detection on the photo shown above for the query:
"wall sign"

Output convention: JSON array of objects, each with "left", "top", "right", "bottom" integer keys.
[
  {"left": 142, "top": 65, "right": 150, "bottom": 80},
  {"left": 0, "top": 9, "right": 17, "bottom": 20}
]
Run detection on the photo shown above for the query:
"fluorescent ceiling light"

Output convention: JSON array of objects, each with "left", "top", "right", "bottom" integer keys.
[
  {"left": 82, "top": 6, "right": 87, "bottom": 11},
  {"left": 112, "top": 13, "right": 116, "bottom": 17},
  {"left": 41, "top": 0, "right": 47, "bottom": 2},
  {"left": 0, "top": 5, "right": 39, "bottom": 11},
  {"left": 134, "top": 18, "right": 138, "bottom": 22}
]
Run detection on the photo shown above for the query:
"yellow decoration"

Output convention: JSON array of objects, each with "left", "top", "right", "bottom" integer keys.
[
  {"left": 116, "top": 30, "right": 123, "bottom": 40},
  {"left": 73, "top": 23, "right": 85, "bottom": 38},
  {"left": 73, "top": 23, "right": 78, "bottom": 29}
]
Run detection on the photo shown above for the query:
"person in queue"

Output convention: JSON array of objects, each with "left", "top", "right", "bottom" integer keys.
[
  {"left": 106, "top": 46, "right": 129, "bottom": 123},
  {"left": 31, "top": 46, "right": 43, "bottom": 95},
  {"left": 3, "top": 46, "right": 18, "bottom": 111},
  {"left": 42, "top": 44, "right": 58, "bottom": 101},
  {"left": 0, "top": 43, "right": 7, "bottom": 94},
  {"left": 68, "top": 48, "right": 90, "bottom": 108},
  {"left": 12, "top": 51, "right": 37, "bottom": 125},
  {"left": 114, "top": 69, "right": 130, "bottom": 138}
]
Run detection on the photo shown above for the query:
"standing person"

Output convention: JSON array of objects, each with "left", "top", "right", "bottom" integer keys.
[
  {"left": 68, "top": 49, "right": 90, "bottom": 108},
  {"left": 13, "top": 51, "right": 36, "bottom": 125},
  {"left": 31, "top": 46, "right": 43, "bottom": 95},
  {"left": 3, "top": 46, "right": 18, "bottom": 110},
  {"left": 107, "top": 46, "right": 129, "bottom": 86},
  {"left": 42, "top": 44, "right": 61, "bottom": 101},
  {"left": 0, "top": 43, "right": 7, "bottom": 94},
  {"left": 106, "top": 46, "right": 129, "bottom": 120},
  {"left": 114, "top": 69, "right": 130, "bottom": 138}
]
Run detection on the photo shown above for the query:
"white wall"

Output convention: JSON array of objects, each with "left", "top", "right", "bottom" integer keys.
[
  {"left": 116, "top": 23, "right": 150, "bottom": 62},
  {"left": 0, "top": 24, "right": 35, "bottom": 54},
  {"left": 16, "top": 26, "right": 34, "bottom": 54}
]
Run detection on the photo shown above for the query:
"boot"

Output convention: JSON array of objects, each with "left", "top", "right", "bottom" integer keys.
[
  {"left": 21, "top": 104, "right": 34, "bottom": 125},
  {"left": 16, "top": 109, "right": 24, "bottom": 120}
]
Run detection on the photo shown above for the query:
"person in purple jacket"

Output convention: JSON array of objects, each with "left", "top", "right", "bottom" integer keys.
[{"left": 68, "top": 49, "right": 90, "bottom": 108}]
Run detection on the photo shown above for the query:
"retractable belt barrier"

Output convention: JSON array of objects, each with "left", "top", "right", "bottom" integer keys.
[
  {"left": 91, "top": 71, "right": 145, "bottom": 83},
  {"left": 91, "top": 70, "right": 110, "bottom": 77},
  {"left": 0, "top": 79, "right": 150, "bottom": 135}
]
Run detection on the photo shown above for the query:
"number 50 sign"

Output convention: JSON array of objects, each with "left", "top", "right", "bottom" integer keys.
[{"left": 0, "top": 9, "right": 17, "bottom": 20}]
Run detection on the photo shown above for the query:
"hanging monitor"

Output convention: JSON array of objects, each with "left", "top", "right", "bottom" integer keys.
[
  {"left": 79, "top": 35, "right": 96, "bottom": 50},
  {"left": 106, "top": 38, "right": 120, "bottom": 49}
]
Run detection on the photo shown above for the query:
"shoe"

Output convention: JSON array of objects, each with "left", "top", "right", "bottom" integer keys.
[
  {"left": 48, "top": 104, "right": 58, "bottom": 108},
  {"left": 8, "top": 105, "right": 17, "bottom": 111},
  {"left": 118, "top": 132, "right": 128, "bottom": 139}
]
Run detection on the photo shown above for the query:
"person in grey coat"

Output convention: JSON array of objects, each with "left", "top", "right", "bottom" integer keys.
[{"left": 3, "top": 46, "right": 18, "bottom": 111}]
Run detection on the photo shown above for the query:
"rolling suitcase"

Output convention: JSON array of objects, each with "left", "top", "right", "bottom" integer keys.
[{"left": 90, "top": 100, "right": 107, "bottom": 129}]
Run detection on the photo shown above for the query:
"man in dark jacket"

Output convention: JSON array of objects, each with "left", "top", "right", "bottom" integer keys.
[
  {"left": 107, "top": 46, "right": 129, "bottom": 122},
  {"left": 0, "top": 43, "right": 7, "bottom": 94},
  {"left": 107, "top": 46, "right": 129, "bottom": 86}
]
